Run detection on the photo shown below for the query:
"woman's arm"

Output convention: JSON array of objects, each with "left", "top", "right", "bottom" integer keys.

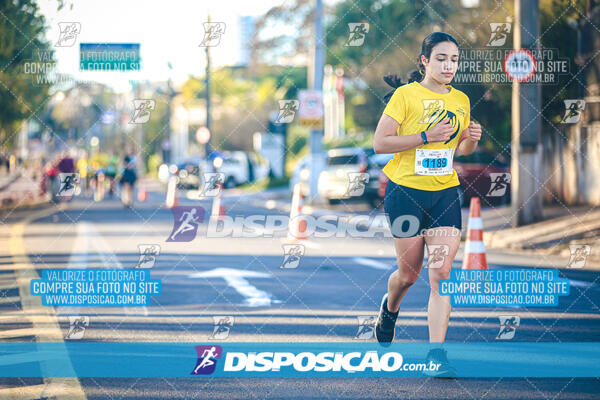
[
  {"left": 373, "top": 114, "right": 423, "bottom": 154},
  {"left": 456, "top": 121, "right": 482, "bottom": 156},
  {"left": 373, "top": 114, "right": 455, "bottom": 154}
]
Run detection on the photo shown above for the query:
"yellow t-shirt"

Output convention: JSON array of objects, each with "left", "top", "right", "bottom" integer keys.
[{"left": 381, "top": 81, "right": 470, "bottom": 191}]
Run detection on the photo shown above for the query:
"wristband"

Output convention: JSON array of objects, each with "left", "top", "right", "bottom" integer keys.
[{"left": 420, "top": 131, "right": 429, "bottom": 145}]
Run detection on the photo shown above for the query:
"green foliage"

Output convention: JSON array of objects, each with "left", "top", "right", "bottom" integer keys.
[
  {"left": 180, "top": 66, "right": 306, "bottom": 152},
  {"left": 325, "top": 132, "right": 372, "bottom": 150},
  {"left": 0, "top": 0, "right": 54, "bottom": 147},
  {"left": 287, "top": 124, "right": 308, "bottom": 156},
  {"left": 147, "top": 153, "right": 162, "bottom": 178},
  {"left": 142, "top": 95, "right": 169, "bottom": 165}
]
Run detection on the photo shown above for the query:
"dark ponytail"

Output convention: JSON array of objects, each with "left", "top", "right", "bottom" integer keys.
[{"left": 382, "top": 31, "right": 459, "bottom": 105}]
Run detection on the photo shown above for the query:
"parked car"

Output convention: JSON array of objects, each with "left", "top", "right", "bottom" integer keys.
[
  {"left": 289, "top": 152, "right": 329, "bottom": 198},
  {"left": 365, "top": 153, "right": 393, "bottom": 207},
  {"left": 374, "top": 148, "right": 511, "bottom": 209},
  {"left": 218, "top": 151, "right": 270, "bottom": 188},
  {"left": 318, "top": 147, "right": 369, "bottom": 204},
  {"left": 454, "top": 148, "right": 511, "bottom": 206},
  {"left": 164, "top": 151, "right": 271, "bottom": 190},
  {"left": 247, "top": 152, "right": 271, "bottom": 183},
  {"left": 175, "top": 157, "right": 203, "bottom": 189}
]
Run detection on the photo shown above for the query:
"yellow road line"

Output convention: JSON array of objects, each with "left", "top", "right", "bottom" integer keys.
[
  {"left": 6, "top": 205, "right": 86, "bottom": 400},
  {"left": 0, "top": 379, "right": 85, "bottom": 399},
  {"left": 0, "top": 283, "right": 18, "bottom": 290},
  {"left": 0, "top": 328, "right": 62, "bottom": 340}
]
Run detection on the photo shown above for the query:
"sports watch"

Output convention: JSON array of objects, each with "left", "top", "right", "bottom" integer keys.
[{"left": 420, "top": 131, "right": 429, "bottom": 145}]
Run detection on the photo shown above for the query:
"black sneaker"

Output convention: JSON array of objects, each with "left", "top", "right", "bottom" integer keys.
[
  {"left": 374, "top": 293, "right": 398, "bottom": 346},
  {"left": 425, "top": 348, "right": 457, "bottom": 378}
]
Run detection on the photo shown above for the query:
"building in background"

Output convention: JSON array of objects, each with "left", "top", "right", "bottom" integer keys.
[
  {"left": 236, "top": 16, "right": 256, "bottom": 67},
  {"left": 323, "top": 65, "right": 345, "bottom": 140}
]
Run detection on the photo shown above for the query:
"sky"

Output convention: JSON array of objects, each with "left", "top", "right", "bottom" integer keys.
[{"left": 36, "top": 0, "right": 305, "bottom": 92}]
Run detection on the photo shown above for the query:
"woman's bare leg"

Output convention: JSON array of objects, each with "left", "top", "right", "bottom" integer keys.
[
  {"left": 386, "top": 235, "right": 425, "bottom": 313},
  {"left": 424, "top": 227, "right": 461, "bottom": 342}
]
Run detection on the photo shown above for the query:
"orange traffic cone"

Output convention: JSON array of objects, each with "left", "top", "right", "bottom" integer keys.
[
  {"left": 165, "top": 176, "right": 178, "bottom": 209},
  {"left": 137, "top": 187, "right": 148, "bottom": 202},
  {"left": 462, "top": 197, "right": 488, "bottom": 269},
  {"left": 211, "top": 182, "right": 226, "bottom": 219},
  {"left": 287, "top": 183, "right": 307, "bottom": 241}
]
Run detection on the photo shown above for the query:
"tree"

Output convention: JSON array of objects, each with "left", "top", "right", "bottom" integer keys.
[
  {"left": 0, "top": 0, "right": 55, "bottom": 148},
  {"left": 180, "top": 66, "right": 305, "bottom": 151}
]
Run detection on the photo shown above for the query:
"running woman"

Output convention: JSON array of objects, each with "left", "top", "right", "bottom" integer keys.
[{"left": 372, "top": 32, "right": 482, "bottom": 377}]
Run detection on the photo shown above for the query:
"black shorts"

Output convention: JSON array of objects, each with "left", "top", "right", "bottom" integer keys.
[
  {"left": 120, "top": 169, "right": 137, "bottom": 185},
  {"left": 383, "top": 179, "right": 462, "bottom": 238}
]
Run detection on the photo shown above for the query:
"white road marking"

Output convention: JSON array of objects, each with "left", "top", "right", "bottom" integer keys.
[
  {"left": 60, "top": 222, "right": 148, "bottom": 316},
  {"left": 569, "top": 279, "right": 596, "bottom": 289},
  {"left": 353, "top": 257, "right": 393, "bottom": 270},
  {"left": 189, "top": 267, "right": 276, "bottom": 307}
]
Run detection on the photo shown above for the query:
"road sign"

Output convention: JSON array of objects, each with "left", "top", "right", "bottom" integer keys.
[
  {"left": 503, "top": 49, "right": 537, "bottom": 82},
  {"left": 298, "top": 90, "right": 324, "bottom": 129},
  {"left": 80, "top": 43, "right": 140, "bottom": 71}
]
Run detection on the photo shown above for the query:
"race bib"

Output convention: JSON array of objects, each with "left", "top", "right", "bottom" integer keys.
[{"left": 415, "top": 148, "right": 454, "bottom": 175}]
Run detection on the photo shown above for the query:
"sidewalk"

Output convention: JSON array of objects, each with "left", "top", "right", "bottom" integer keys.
[
  {"left": 0, "top": 170, "right": 47, "bottom": 210},
  {"left": 484, "top": 204, "right": 600, "bottom": 263},
  {"left": 0, "top": 170, "right": 20, "bottom": 191}
]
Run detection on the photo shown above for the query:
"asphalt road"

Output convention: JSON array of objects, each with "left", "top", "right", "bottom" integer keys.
[{"left": 0, "top": 188, "right": 598, "bottom": 399}]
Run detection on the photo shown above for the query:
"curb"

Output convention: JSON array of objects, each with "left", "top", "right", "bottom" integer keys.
[{"left": 0, "top": 196, "right": 49, "bottom": 212}]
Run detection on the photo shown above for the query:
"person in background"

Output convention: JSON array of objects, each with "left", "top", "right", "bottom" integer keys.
[{"left": 119, "top": 154, "right": 138, "bottom": 208}]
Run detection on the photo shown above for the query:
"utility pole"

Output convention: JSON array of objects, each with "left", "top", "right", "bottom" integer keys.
[
  {"left": 308, "top": 0, "right": 325, "bottom": 204},
  {"left": 165, "top": 62, "right": 174, "bottom": 164},
  {"left": 205, "top": 15, "right": 212, "bottom": 157},
  {"left": 511, "top": 0, "right": 543, "bottom": 226},
  {"left": 136, "top": 83, "right": 143, "bottom": 171}
]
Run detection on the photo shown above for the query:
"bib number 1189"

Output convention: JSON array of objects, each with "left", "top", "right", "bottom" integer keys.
[
  {"left": 422, "top": 158, "right": 447, "bottom": 169},
  {"left": 414, "top": 148, "right": 454, "bottom": 175}
]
